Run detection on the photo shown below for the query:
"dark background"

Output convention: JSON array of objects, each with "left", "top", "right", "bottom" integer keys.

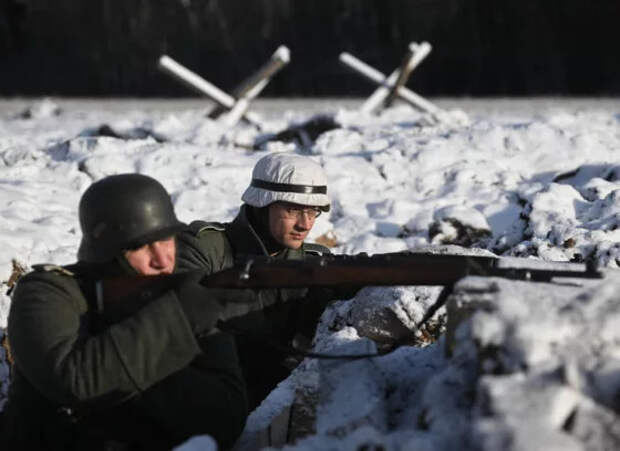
[{"left": 1, "top": 0, "right": 619, "bottom": 97}]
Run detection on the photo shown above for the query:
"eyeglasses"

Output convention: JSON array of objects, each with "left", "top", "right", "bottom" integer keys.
[{"left": 279, "top": 204, "right": 322, "bottom": 220}]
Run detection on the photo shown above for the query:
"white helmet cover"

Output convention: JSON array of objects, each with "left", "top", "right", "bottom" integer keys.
[{"left": 242, "top": 153, "right": 330, "bottom": 211}]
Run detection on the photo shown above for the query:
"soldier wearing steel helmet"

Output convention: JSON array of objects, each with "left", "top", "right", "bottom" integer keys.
[
  {"left": 177, "top": 153, "right": 357, "bottom": 410},
  {"left": 2, "top": 174, "right": 264, "bottom": 450}
]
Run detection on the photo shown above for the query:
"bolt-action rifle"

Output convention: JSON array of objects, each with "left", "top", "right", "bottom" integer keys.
[{"left": 96, "top": 252, "right": 603, "bottom": 326}]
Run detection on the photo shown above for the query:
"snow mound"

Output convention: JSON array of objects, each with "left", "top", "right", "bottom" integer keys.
[{"left": 1, "top": 98, "right": 620, "bottom": 450}]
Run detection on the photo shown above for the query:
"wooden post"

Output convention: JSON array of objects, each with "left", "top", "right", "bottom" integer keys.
[
  {"left": 361, "top": 43, "right": 418, "bottom": 113},
  {"left": 210, "top": 46, "right": 291, "bottom": 120},
  {"left": 219, "top": 47, "right": 290, "bottom": 127},
  {"left": 361, "top": 67, "right": 400, "bottom": 114},
  {"left": 386, "top": 42, "right": 431, "bottom": 107}
]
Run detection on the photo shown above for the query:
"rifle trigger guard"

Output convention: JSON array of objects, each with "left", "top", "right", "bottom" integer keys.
[{"left": 240, "top": 259, "right": 254, "bottom": 281}]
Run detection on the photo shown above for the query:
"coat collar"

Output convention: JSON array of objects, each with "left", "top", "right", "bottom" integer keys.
[{"left": 225, "top": 204, "right": 305, "bottom": 261}]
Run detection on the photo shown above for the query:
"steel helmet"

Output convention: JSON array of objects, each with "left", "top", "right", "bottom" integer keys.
[
  {"left": 77, "top": 173, "right": 183, "bottom": 263},
  {"left": 241, "top": 153, "right": 330, "bottom": 211}
]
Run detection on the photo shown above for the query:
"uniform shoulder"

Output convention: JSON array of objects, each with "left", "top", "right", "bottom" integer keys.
[
  {"left": 31, "top": 264, "right": 76, "bottom": 277},
  {"left": 303, "top": 242, "right": 332, "bottom": 256},
  {"left": 179, "top": 221, "right": 229, "bottom": 247},
  {"left": 16, "top": 264, "right": 75, "bottom": 283},
  {"left": 12, "top": 264, "right": 79, "bottom": 297},
  {"left": 177, "top": 221, "right": 229, "bottom": 251},
  {"left": 186, "top": 220, "right": 227, "bottom": 236},
  {"left": 176, "top": 221, "right": 233, "bottom": 272}
]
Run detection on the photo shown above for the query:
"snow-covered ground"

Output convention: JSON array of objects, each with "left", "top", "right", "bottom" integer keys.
[{"left": 1, "top": 97, "right": 619, "bottom": 450}]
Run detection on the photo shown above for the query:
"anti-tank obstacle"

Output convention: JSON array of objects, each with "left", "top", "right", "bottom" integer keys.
[
  {"left": 157, "top": 46, "right": 290, "bottom": 128},
  {"left": 157, "top": 42, "right": 446, "bottom": 129},
  {"left": 339, "top": 42, "right": 446, "bottom": 120}
]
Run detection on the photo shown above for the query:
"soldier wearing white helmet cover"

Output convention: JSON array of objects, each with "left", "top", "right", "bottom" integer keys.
[
  {"left": 176, "top": 153, "right": 356, "bottom": 409},
  {"left": 241, "top": 153, "right": 330, "bottom": 251}
]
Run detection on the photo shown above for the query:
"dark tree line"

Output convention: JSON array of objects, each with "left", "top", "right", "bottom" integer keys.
[{"left": 1, "top": 0, "right": 618, "bottom": 96}]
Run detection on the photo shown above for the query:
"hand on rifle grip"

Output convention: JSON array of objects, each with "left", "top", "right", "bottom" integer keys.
[{"left": 174, "top": 272, "right": 269, "bottom": 335}]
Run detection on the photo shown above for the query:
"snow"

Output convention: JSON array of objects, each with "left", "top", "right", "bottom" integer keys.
[
  {"left": 174, "top": 435, "right": 218, "bottom": 451},
  {"left": 1, "top": 97, "right": 620, "bottom": 449}
]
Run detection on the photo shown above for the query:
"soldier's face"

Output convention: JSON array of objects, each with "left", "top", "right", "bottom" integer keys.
[
  {"left": 124, "top": 237, "right": 176, "bottom": 275},
  {"left": 268, "top": 202, "right": 317, "bottom": 250}
]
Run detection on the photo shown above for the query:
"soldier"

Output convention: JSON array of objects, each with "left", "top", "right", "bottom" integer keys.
[
  {"left": 177, "top": 153, "right": 356, "bottom": 410},
  {"left": 2, "top": 174, "right": 264, "bottom": 450}
]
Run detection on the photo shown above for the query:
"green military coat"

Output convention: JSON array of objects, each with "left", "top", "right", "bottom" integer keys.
[{"left": 3, "top": 257, "right": 247, "bottom": 450}]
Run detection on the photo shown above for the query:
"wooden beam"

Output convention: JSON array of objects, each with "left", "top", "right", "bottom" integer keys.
[
  {"left": 385, "top": 42, "right": 431, "bottom": 107},
  {"left": 210, "top": 46, "right": 290, "bottom": 120},
  {"left": 361, "top": 43, "right": 418, "bottom": 113}
]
